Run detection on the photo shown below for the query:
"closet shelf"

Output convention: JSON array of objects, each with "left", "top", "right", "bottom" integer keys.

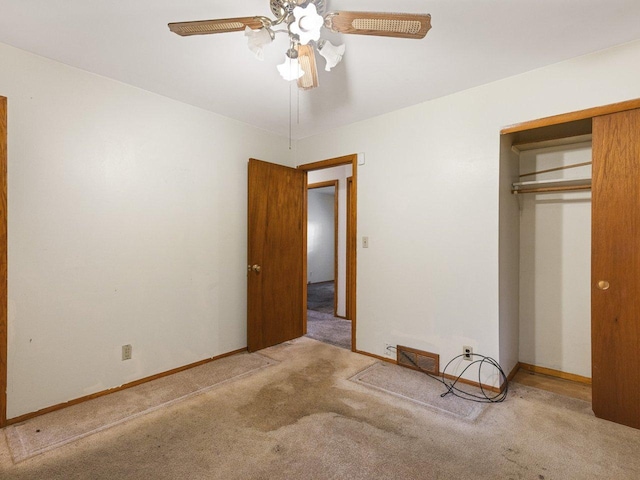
[
  {"left": 511, "top": 134, "right": 593, "bottom": 153},
  {"left": 511, "top": 177, "right": 591, "bottom": 195}
]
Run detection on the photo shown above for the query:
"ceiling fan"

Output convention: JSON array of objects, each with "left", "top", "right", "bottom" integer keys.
[{"left": 168, "top": 0, "right": 432, "bottom": 90}]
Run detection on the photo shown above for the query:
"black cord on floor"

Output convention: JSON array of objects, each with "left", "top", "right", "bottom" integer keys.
[
  {"left": 438, "top": 353, "right": 508, "bottom": 403},
  {"left": 389, "top": 346, "right": 508, "bottom": 403}
]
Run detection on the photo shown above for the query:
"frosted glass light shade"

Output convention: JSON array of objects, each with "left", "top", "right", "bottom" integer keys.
[
  {"left": 245, "top": 27, "right": 272, "bottom": 61},
  {"left": 277, "top": 55, "right": 304, "bottom": 81},
  {"left": 290, "top": 4, "right": 323, "bottom": 45},
  {"left": 318, "top": 40, "right": 345, "bottom": 71}
]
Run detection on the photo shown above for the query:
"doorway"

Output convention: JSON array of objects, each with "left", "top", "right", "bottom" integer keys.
[
  {"left": 298, "top": 154, "right": 357, "bottom": 351},
  {"left": 246, "top": 154, "right": 357, "bottom": 353},
  {"left": 307, "top": 181, "right": 338, "bottom": 316},
  {"left": 306, "top": 179, "right": 350, "bottom": 349}
]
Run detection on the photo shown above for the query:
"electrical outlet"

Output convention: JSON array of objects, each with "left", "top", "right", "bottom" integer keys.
[
  {"left": 384, "top": 343, "right": 395, "bottom": 358},
  {"left": 122, "top": 344, "right": 132, "bottom": 361},
  {"left": 463, "top": 346, "right": 473, "bottom": 361}
]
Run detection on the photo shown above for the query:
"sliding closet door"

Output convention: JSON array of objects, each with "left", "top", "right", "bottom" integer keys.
[{"left": 591, "top": 108, "right": 640, "bottom": 429}]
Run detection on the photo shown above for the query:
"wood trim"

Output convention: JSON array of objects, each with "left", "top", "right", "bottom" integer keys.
[
  {"left": 501, "top": 98, "right": 640, "bottom": 135},
  {"left": 308, "top": 181, "right": 337, "bottom": 189},
  {"left": 299, "top": 154, "right": 357, "bottom": 351},
  {"left": 332, "top": 183, "right": 338, "bottom": 315},
  {"left": 347, "top": 173, "right": 356, "bottom": 349},
  {"left": 507, "top": 362, "right": 521, "bottom": 383},
  {"left": 440, "top": 371, "right": 501, "bottom": 394},
  {"left": 297, "top": 154, "right": 357, "bottom": 171},
  {"left": 302, "top": 171, "right": 308, "bottom": 335},
  {"left": 346, "top": 176, "right": 355, "bottom": 322},
  {"left": 6, "top": 347, "right": 248, "bottom": 426},
  {"left": 0, "top": 97, "right": 6, "bottom": 428},
  {"left": 355, "top": 349, "right": 397, "bottom": 365},
  {"left": 498, "top": 362, "right": 522, "bottom": 393},
  {"left": 519, "top": 362, "right": 592, "bottom": 385}
]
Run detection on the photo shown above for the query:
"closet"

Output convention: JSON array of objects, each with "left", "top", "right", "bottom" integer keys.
[
  {"left": 500, "top": 99, "right": 640, "bottom": 430},
  {"left": 515, "top": 139, "right": 592, "bottom": 383}
]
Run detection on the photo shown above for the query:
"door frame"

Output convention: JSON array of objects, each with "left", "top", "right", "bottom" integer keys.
[
  {"left": 1, "top": 96, "right": 7, "bottom": 427},
  {"left": 346, "top": 176, "right": 354, "bottom": 322},
  {"left": 298, "top": 154, "right": 357, "bottom": 351},
  {"left": 307, "top": 180, "right": 339, "bottom": 316}
]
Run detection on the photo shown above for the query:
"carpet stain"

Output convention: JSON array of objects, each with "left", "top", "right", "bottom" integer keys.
[{"left": 236, "top": 357, "right": 406, "bottom": 438}]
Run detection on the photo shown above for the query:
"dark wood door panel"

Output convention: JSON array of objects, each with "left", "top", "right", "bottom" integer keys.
[
  {"left": 592, "top": 108, "right": 640, "bottom": 429},
  {"left": 247, "top": 159, "right": 305, "bottom": 352}
]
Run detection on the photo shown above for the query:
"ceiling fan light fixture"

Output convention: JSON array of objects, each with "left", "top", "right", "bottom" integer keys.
[
  {"left": 290, "top": 3, "right": 324, "bottom": 45},
  {"left": 277, "top": 51, "right": 304, "bottom": 81},
  {"left": 318, "top": 40, "right": 345, "bottom": 71},
  {"left": 170, "top": 2, "right": 432, "bottom": 91},
  {"left": 245, "top": 26, "right": 273, "bottom": 61}
]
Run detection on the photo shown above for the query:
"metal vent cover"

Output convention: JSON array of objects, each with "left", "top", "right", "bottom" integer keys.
[{"left": 397, "top": 345, "right": 439, "bottom": 375}]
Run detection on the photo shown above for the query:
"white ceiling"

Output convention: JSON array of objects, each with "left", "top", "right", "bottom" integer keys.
[{"left": 1, "top": 1, "right": 640, "bottom": 139}]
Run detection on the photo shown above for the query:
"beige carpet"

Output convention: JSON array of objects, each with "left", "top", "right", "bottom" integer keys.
[
  {"left": 1, "top": 337, "right": 640, "bottom": 479},
  {"left": 351, "top": 362, "right": 486, "bottom": 421},
  {"left": 4, "top": 352, "right": 274, "bottom": 463},
  {"left": 306, "top": 309, "right": 351, "bottom": 349}
]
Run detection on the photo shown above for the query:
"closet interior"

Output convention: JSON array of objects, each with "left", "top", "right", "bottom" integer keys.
[
  {"left": 514, "top": 135, "right": 593, "bottom": 383},
  {"left": 499, "top": 99, "right": 640, "bottom": 430}
]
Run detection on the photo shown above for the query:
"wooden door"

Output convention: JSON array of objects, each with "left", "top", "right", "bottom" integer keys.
[
  {"left": 247, "top": 159, "right": 306, "bottom": 352},
  {"left": 592, "top": 108, "right": 640, "bottom": 429}
]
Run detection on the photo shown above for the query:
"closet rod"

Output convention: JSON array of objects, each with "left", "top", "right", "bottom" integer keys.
[
  {"left": 520, "top": 161, "right": 592, "bottom": 178},
  {"left": 512, "top": 185, "right": 591, "bottom": 195}
]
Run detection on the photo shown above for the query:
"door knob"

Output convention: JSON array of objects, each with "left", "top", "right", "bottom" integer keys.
[
  {"left": 597, "top": 280, "right": 610, "bottom": 290},
  {"left": 252, "top": 264, "right": 261, "bottom": 273}
]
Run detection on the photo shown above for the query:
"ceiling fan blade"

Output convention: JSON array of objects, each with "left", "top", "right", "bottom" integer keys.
[
  {"left": 325, "top": 11, "right": 431, "bottom": 39},
  {"left": 297, "top": 45, "right": 319, "bottom": 90},
  {"left": 168, "top": 17, "right": 264, "bottom": 37}
]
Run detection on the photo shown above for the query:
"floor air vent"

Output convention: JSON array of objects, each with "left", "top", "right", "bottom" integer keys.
[{"left": 397, "top": 345, "right": 439, "bottom": 375}]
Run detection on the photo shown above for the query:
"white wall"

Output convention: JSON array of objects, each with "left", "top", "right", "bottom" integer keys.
[
  {"left": 518, "top": 144, "right": 592, "bottom": 378},
  {"left": 4, "top": 37, "right": 640, "bottom": 413},
  {"left": 0, "top": 42, "right": 290, "bottom": 418},
  {"left": 498, "top": 135, "right": 521, "bottom": 379},
  {"left": 308, "top": 165, "right": 352, "bottom": 317},
  {"left": 307, "top": 188, "right": 335, "bottom": 284},
  {"left": 293, "top": 40, "right": 640, "bottom": 386}
]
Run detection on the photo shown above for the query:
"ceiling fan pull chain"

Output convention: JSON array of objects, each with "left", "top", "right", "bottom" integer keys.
[
  {"left": 289, "top": 78, "right": 293, "bottom": 150},
  {"left": 297, "top": 82, "right": 300, "bottom": 125}
]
